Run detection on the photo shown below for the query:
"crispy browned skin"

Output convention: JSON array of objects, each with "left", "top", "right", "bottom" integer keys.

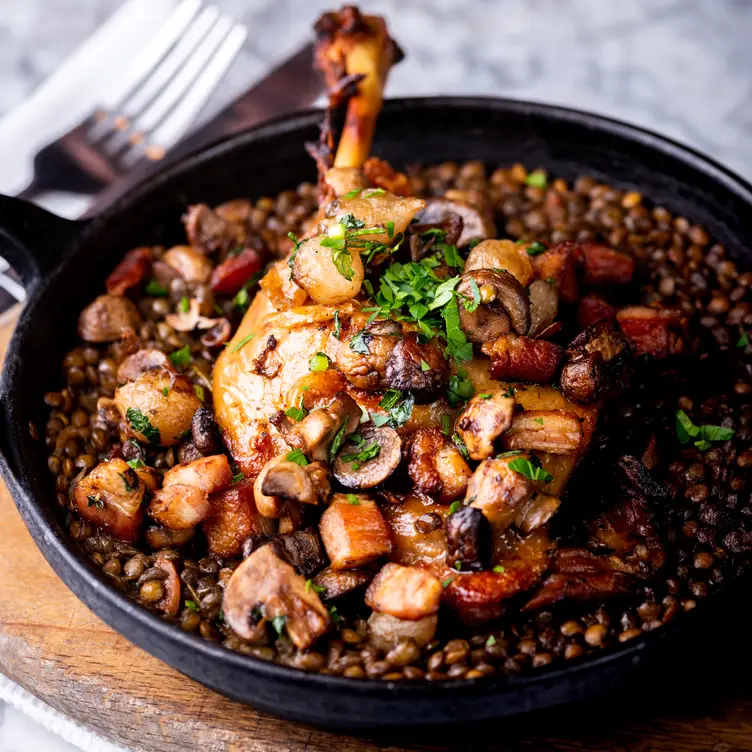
[
  {"left": 501, "top": 410, "right": 584, "bottom": 455},
  {"left": 616, "top": 305, "right": 688, "bottom": 358},
  {"left": 482, "top": 334, "right": 563, "bottom": 383},
  {"left": 406, "top": 428, "right": 472, "bottom": 502}
]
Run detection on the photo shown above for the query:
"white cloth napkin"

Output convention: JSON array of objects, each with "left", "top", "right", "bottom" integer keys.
[{"left": 0, "top": 3, "right": 180, "bottom": 748}]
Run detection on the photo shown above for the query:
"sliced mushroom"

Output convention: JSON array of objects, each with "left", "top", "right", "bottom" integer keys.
[
  {"left": 384, "top": 333, "right": 449, "bottom": 400},
  {"left": 165, "top": 297, "right": 223, "bottom": 333},
  {"left": 319, "top": 494, "right": 393, "bottom": 571},
  {"left": 333, "top": 424, "right": 401, "bottom": 489},
  {"left": 405, "top": 428, "right": 472, "bottom": 503},
  {"left": 414, "top": 198, "right": 494, "bottom": 247},
  {"left": 78, "top": 295, "right": 142, "bottom": 343},
  {"left": 336, "top": 319, "right": 402, "bottom": 390},
  {"left": 279, "top": 527, "right": 327, "bottom": 578},
  {"left": 114, "top": 370, "right": 201, "bottom": 447},
  {"left": 311, "top": 566, "right": 375, "bottom": 600},
  {"left": 367, "top": 612, "right": 438, "bottom": 651},
  {"left": 465, "top": 239, "right": 533, "bottom": 286},
  {"left": 200, "top": 318, "right": 232, "bottom": 348},
  {"left": 162, "top": 245, "right": 213, "bottom": 283},
  {"left": 445, "top": 505, "right": 492, "bottom": 572},
  {"left": 457, "top": 269, "right": 530, "bottom": 344},
  {"left": 456, "top": 392, "right": 516, "bottom": 460},
  {"left": 223, "top": 543, "right": 331, "bottom": 650},
  {"left": 284, "top": 391, "right": 361, "bottom": 462},
  {"left": 502, "top": 410, "right": 584, "bottom": 455},
  {"left": 527, "top": 279, "right": 559, "bottom": 338},
  {"left": 262, "top": 460, "right": 331, "bottom": 505},
  {"left": 153, "top": 554, "right": 181, "bottom": 617},
  {"left": 365, "top": 562, "right": 442, "bottom": 620},
  {"left": 515, "top": 492, "right": 561, "bottom": 534},
  {"left": 116, "top": 349, "right": 173, "bottom": 384},
  {"left": 466, "top": 456, "right": 535, "bottom": 527}
]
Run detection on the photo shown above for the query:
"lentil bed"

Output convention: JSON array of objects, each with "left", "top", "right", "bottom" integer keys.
[{"left": 41, "top": 161, "right": 752, "bottom": 681}]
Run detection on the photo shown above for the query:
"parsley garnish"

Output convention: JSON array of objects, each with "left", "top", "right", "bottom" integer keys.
[
  {"left": 454, "top": 560, "right": 463, "bottom": 571},
  {"left": 179, "top": 296, "right": 190, "bottom": 313},
  {"left": 231, "top": 333, "right": 254, "bottom": 352},
  {"left": 534, "top": 417, "right": 544, "bottom": 426},
  {"left": 675, "top": 410, "right": 734, "bottom": 451},
  {"left": 379, "top": 389, "right": 403, "bottom": 410},
  {"left": 486, "top": 635, "right": 497, "bottom": 647},
  {"left": 194, "top": 384, "right": 205, "bottom": 401},
  {"left": 286, "top": 449, "right": 309, "bottom": 466},
  {"left": 443, "top": 297, "right": 473, "bottom": 362},
  {"left": 126, "top": 407, "right": 160, "bottom": 445},
  {"left": 420, "top": 359, "right": 431, "bottom": 372},
  {"left": 161, "top": 386, "right": 169, "bottom": 397},
  {"left": 333, "top": 311, "right": 342, "bottom": 340},
  {"left": 119, "top": 471, "right": 137, "bottom": 493},
  {"left": 340, "top": 213, "right": 365, "bottom": 230},
  {"left": 349, "top": 329, "right": 371, "bottom": 355},
  {"left": 492, "top": 565, "right": 506, "bottom": 573},
  {"left": 309, "top": 352, "right": 329, "bottom": 372},
  {"left": 386, "top": 220, "right": 395, "bottom": 238},
  {"left": 126, "top": 458, "right": 144, "bottom": 470},
  {"left": 503, "top": 386, "right": 516, "bottom": 398},
  {"left": 87, "top": 495, "right": 104, "bottom": 509},
  {"left": 526, "top": 241, "right": 547, "bottom": 256},
  {"left": 185, "top": 600, "right": 200, "bottom": 612},
  {"left": 525, "top": 170, "right": 548, "bottom": 188},
  {"left": 232, "top": 472, "right": 245, "bottom": 483},
  {"left": 271, "top": 615, "right": 287, "bottom": 636},
  {"left": 452, "top": 433, "right": 470, "bottom": 460},
  {"left": 442, "top": 577, "right": 454, "bottom": 588},
  {"left": 343, "top": 188, "right": 362, "bottom": 199},
  {"left": 346, "top": 493, "right": 361, "bottom": 505},
  {"left": 442, "top": 243, "right": 464, "bottom": 269},
  {"left": 340, "top": 442, "right": 381, "bottom": 470},
  {"left": 305, "top": 579, "right": 326, "bottom": 594},
  {"left": 448, "top": 500, "right": 462, "bottom": 515},
  {"left": 169, "top": 346, "right": 191, "bottom": 367},
  {"left": 145, "top": 280, "right": 169, "bottom": 297},
  {"left": 479, "top": 393, "right": 492, "bottom": 400},
  {"left": 285, "top": 395, "right": 308, "bottom": 423},
  {"left": 738, "top": 332, "right": 749, "bottom": 348},
  {"left": 329, "top": 605, "right": 343, "bottom": 623},
  {"left": 447, "top": 368, "right": 475, "bottom": 407},
  {"left": 508, "top": 455, "right": 554, "bottom": 483},
  {"left": 441, "top": 414, "right": 452, "bottom": 436},
  {"left": 328, "top": 422, "right": 350, "bottom": 462},
  {"left": 287, "top": 232, "right": 302, "bottom": 272},
  {"left": 363, "top": 188, "right": 385, "bottom": 197}
]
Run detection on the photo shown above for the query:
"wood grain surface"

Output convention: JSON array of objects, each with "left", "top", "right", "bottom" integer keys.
[{"left": 1, "top": 305, "right": 752, "bottom": 752}]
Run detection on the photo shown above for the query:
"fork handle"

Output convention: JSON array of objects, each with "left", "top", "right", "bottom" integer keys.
[{"left": 0, "top": 194, "right": 85, "bottom": 290}]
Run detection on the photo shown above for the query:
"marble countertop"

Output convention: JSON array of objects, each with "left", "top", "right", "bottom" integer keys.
[{"left": 0, "top": 0, "right": 751, "bottom": 750}]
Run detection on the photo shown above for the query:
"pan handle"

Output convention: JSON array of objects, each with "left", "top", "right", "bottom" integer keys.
[{"left": 0, "top": 195, "right": 87, "bottom": 289}]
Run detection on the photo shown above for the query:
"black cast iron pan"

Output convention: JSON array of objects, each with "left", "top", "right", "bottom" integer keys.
[{"left": 1, "top": 98, "right": 751, "bottom": 730}]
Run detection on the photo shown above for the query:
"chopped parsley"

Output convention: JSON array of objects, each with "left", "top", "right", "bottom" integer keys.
[
  {"left": 373, "top": 390, "right": 414, "bottom": 428},
  {"left": 454, "top": 560, "right": 463, "bottom": 571},
  {"left": 534, "top": 417, "right": 544, "bottom": 426},
  {"left": 125, "top": 407, "right": 160, "bottom": 445},
  {"left": 441, "top": 577, "right": 454, "bottom": 588},
  {"left": 441, "top": 414, "right": 452, "bottom": 436},
  {"left": 503, "top": 386, "right": 516, "bottom": 398},
  {"left": 185, "top": 600, "right": 200, "bottom": 612},
  {"left": 525, "top": 170, "right": 548, "bottom": 189},
  {"left": 169, "top": 346, "right": 191, "bottom": 367},
  {"left": 126, "top": 458, "right": 144, "bottom": 470},
  {"left": 486, "top": 635, "right": 497, "bottom": 647},
  {"left": 452, "top": 432, "right": 470, "bottom": 460},
  {"left": 119, "top": 470, "right": 137, "bottom": 493},
  {"left": 285, "top": 395, "right": 308, "bottom": 423},
  {"left": 270, "top": 615, "right": 287, "bottom": 636},
  {"left": 305, "top": 579, "right": 326, "bottom": 594},
  {"left": 232, "top": 472, "right": 245, "bottom": 484},
  {"left": 286, "top": 449, "right": 309, "bottom": 466},
  {"left": 308, "top": 352, "right": 329, "bottom": 372},
  {"left": 340, "top": 442, "right": 381, "bottom": 470},
  {"left": 492, "top": 565, "right": 506, "bottom": 574},
  {"left": 420, "top": 359, "right": 431, "bottom": 372},
  {"left": 675, "top": 410, "right": 734, "bottom": 451},
  {"left": 145, "top": 279, "right": 169, "bottom": 297},
  {"left": 333, "top": 310, "right": 342, "bottom": 340},
  {"left": 287, "top": 232, "right": 302, "bottom": 273},
  {"left": 161, "top": 386, "right": 169, "bottom": 397},
  {"left": 349, "top": 329, "right": 371, "bottom": 355},
  {"left": 738, "top": 331, "right": 749, "bottom": 348},
  {"left": 448, "top": 500, "right": 462, "bottom": 515},
  {"left": 363, "top": 188, "right": 385, "bottom": 197},
  {"left": 479, "top": 393, "right": 492, "bottom": 400},
  {"left": 343, "top": 188, "right": 362, "bottom": 199},
  {"left": 525, "top": 241, "right": 547, "bottom": 256},
  {"left": 447, "top": 368, "right": 475, "bottom": 407},
  {"left": 442, "top": 243, "right": 464, "bottom": 269},
  {"left": 179, "top": 296, "right": 190, "bottom": 313},
  {"left": 87, "top": 495, "right": 104, "bottom": 509},
  {"left": 508, "top": 455, "right": 554, "bottom": 483},
  {"left": 194, "top": 384, "right": 205, "bottom": 401},
  {"left": 379, "top": 389, "right": 404, "bottom": 410},
  {"left": 329, "top": 605, "right": 343, "bottom": 623},
  {"left": 328, "top": 422, "right": 350, "bottom": 462},
  {"left": 231, "top": 333, "right": 255, "bottom": 352},
  {"left": 386, "top": 220, "right": 395, "bottom": 238},
  {"left": 346, "top": 493, "right": 361, "bottom": 505}
]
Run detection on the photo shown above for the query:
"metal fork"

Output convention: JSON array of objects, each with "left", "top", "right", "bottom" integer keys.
[{"left": 15, "top": 0, "right": 247, "bottom": 201}]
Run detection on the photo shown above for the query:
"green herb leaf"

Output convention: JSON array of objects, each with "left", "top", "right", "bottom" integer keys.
[
  {"left": 379, "top": 389, "right": 403, "bottom": 410},
  {"left": 486, "top": 635, "right": 497, "bottom": 647},
  {"left": 119, "top": 470, "right": 138, "bottom": 493},
  {"left": 328, "top": 422, "right": 350, "bottom": 462},
  {"left": 271, "top": 615, "right": 287, "bottom": 636},
  {"left": 309, "top": 352, "right": 330, "bottom": 372},
  {"left": 343, "top": 188, "right": 362, "bottom": 199},
  {"left": 349, "top": 329, "right": 371, "bottom": 355},
  {"left": 420, "top": 359, "right": 431, "bottom": 372},
  {"left": 386, "top": 220, "right": 395, "bottom": 238},
  {"left": 525, "top": 170, "right": 548, "bottom": 188},
  {"left": 126, "top": 407, "right": 160, "bottom": 445},
  {"left": 185, "top": 600, "right": 200, "bottom": 612},
  {"left": 305, "top": 579, "right": 326, "bottom": 594},
  {"left": 87, "top": 495, "right": 104, "bottom": 509},
  {"left": 443, "top": 297, "right": 473, "bottom": 362},
  {"left": 441, "top": 414, "right": 451, "bottom": 436},
  {"left": 479, "top": 393, "right": 492, "bottom": 400},
  {"left": 737, "top": 331, "right": 749, "bottom": 348},
  {"left": 232, "top": 472, "right": 245, "bottom": 484},
  {"left": 508, "top": 456, "right": 554, "bottom": 483},
  {"left": 233, "top": 286, "right": 250, "bottom": 311},
  {"left": 285, "top": 394, "right": 308, "bottom": 423},
  {"left": 162, "top": 386, "right": 169, "bottom": 397},
  {"left": 526, "top": 241, "right": 547, "bottom": 256},
  {"left": 287, "top": 232, "right": 302, "bottom": 272},
  {"left": 492, "top": 565, "right": 506, "bottom": 573},
  {"left": 126, "top": 458, "right": 145, "bottom": 470},
  {"left": 340, "top": 442, "right": 381, "bottom": 470},
  {"left": 388, "top": 392, "right": 414, "bottom": 427},
  {"left": 340, "top": 213, "right": 365, "bottom": 230},
  {"left": 442, "top": 577, "right": 454, "bottom": 588},
  {"left": 448, "top": 500, "right": 462, "bottom": 515},
  {"left": 534, "top": 417, "right": 544, "bottom": 426},
  {"left": 286, "top": 448, "right": 310, "bottom": 466},
  {"left": 194, "top": 384, "right": 205, "bottom": 401},
  {"left": 179, "top": 296, "right": 190, "bottom": 313},
  {"left": 231, "top": 333, "right": 255, "bottom": 353},
  {"left": 454, "top": 560, "right": 463, "bottom": 571},
  {"left": 331, "top": 245, "right": 355, "bottom": 281},
  {"left": 333, "top": 310, "right": 342, "bottom": 340},
  {"left": 346, "top": 493, "right": 361, "bottom": 505},
  {"left": 503, "top": 386, "right": 516, "bottom": 398},
  {"left": 371, "top": 413, "right": 390, "bottom": 427},
  {"left": 447, "top": 368, "right": 475, "bottom": 407},
  {"left": 329, "top": 605, "right": 343, "bottom": 623},
  {"left": 675, "top": 410, "right": 701, "bottom": 444},
  {"left": 452, "top": 432, "right": 470, "bottom": 460},
  {"left": 170, "top": 345, "right": 191, "bottom": 367},
  {"left": 362, "top": 188, "right": 385, "bottom": 197},
  {"left": 145, "top": 279, "right": 169, "bottom": 297}
]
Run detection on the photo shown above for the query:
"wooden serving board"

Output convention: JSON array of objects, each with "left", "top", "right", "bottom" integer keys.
[{"left": 2, "top": 304, "right": 752, "bottom": 752}]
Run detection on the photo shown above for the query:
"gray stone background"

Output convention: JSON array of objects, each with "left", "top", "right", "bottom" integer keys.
[{"left": 0, "top": 0, "right": 751, "bottom": 750}]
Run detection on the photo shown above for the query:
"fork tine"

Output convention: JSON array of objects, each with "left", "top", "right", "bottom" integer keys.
[
  {"left": 124, "top": 23, "right": 247, "bottom": 165},
  {"left": 129, "top": 15, "right": 234, "bottom": 137},
  {"left": 98, "top": 0, "right": 203, "bottom": 113}
]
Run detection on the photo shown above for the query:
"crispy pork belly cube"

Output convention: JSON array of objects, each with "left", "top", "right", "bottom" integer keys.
[
  {"left": 466, "top": 456, "right": 535, "bottom": 527},
  {"left": 482, "top": 334, "right": 563, "bottom": 383},
  {"left": 162, "top": 455, "right": 232, "bottom": 494},
  {"left": 501, "top": 410, "right": 584, "bottom": 455},
  {"left": 579, "top": 242, "right": 635, "bottom": 286},
  {"left": 578, "top": 294, "right": 616, "bottom": 328},
  {"left": 367, "top": 612, "right": 438, "bottom": 651},
  {"left": 365, "top": 563, "right": 442, "bottom": 620},
  {"left": 616, "top": 305, "right": 688, "bottom": 358},
  {"left": 73, "top": 458, "right": 154, "bottom": 542},
  {"left": 223, "top": 543, "right": 330, "bottom": 650},
  {"left": 319, "top": 494, "right": 393, "bottom": 571},
  {"left": 531, "top": 242, "right": 580, "bottom": 302}
]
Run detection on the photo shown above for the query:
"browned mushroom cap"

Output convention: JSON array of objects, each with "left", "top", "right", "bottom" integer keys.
[
  {"left": 456, "top": 391, "right": 516, "bottom": 461},
  {"left": 285, "top": 391, "right": 361, "bottom": 462},
  {"left": 445, "top": 505, "right": 492, "bottom": 572},
  {"left": 262, "top": 460, "right": 331, "bottom": 506},
  {"left": 414, "top": 198, "right": 494, "bottom": 247},
  {"left": 336, "top": 319, "right": 402, "bottom": 390},
  {"left": 78, "top": 294, "right": 142, "bottom": 343},
  {"left": 527, "top": 280, "right": 559, "bottom": 338},
  {"left": 457, "top": 269, "right": 530, "bottom": 343},
  {"left": 384, "top": 333, "right": 449, "bottom": 400},
  {"left": 311, "top": 565, "right": 376, "bottom": 600},
  {"left": 223, "top": 543, "right": 331, "bottom": 650},
  {"left": 515, "top": 492, "right": 561, "bottom": 533},
  {"left": 333, "top": 424, "right": 402, "bottom": 489},
  {"left": 116, "top": 349, "right": 173, "bottom": 383}
]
